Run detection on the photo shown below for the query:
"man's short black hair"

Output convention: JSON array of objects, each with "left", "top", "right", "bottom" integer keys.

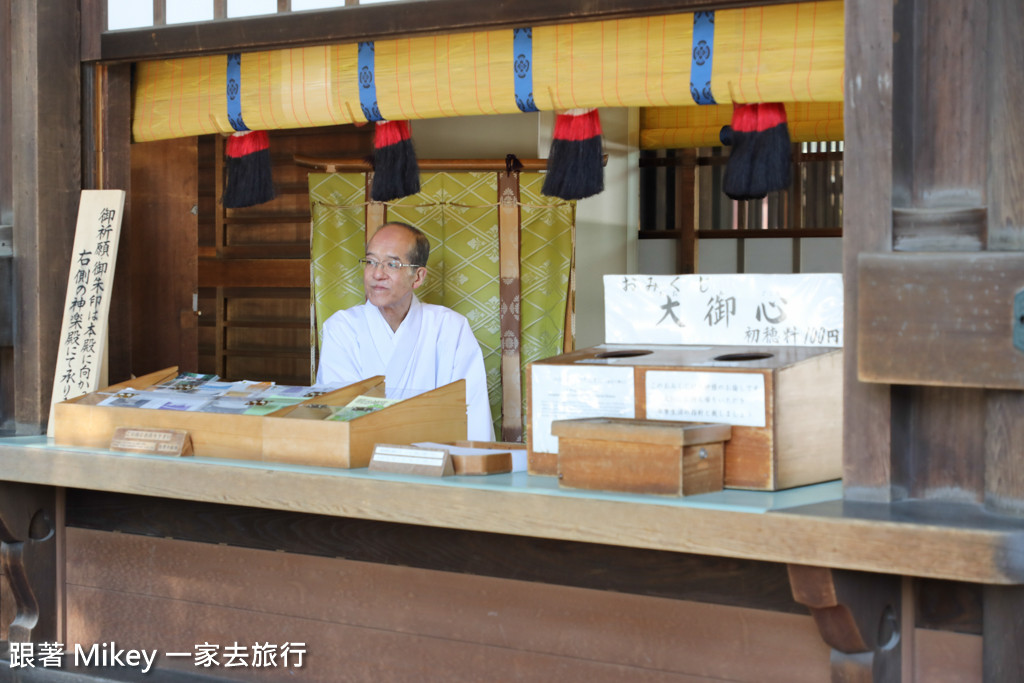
[{"left": 383, "top": 221, "right": 430, "bottom": 267}]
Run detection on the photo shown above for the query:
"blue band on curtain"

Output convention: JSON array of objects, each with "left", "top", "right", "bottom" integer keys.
[
  {"left": 226, "top": 53, "right": 249, "bottom": 131},
  {"left": 690, "top": 12, "right": 716, "bottom": 105},
  {"left": 358, "top": 41, "right": 383, "bottom": 122},
  {"left": 512, "top": 28, "right": 539, "bottom": 113}
]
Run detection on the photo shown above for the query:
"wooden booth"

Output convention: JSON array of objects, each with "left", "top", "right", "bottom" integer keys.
[{"left": 1, "top": 0, "right": 1023, "bottom": 681}]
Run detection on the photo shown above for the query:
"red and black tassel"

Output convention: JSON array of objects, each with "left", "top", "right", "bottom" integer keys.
[
  {"left": 370, "top": 120, "right": 421, "bottom": 202},
  {"left": 541, "top": 108, "right": 604, "bottom": 201},
  {"left": 719, "top": 103, "right": 792, "bottom": 200},
  {"left": 222, "top": 130, "right": 276, "bottom": 208}
]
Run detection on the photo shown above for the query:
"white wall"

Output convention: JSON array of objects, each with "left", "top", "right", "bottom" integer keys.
[
  {"left": 743, "top": 238, "right": 794, "bottom": 273},
  {"left": 695, "top": 239, "right": 739, "bottom": 274},
  {"left": 638, "top": 238, "right": 677, "bottom": 274},
  {"left": 800, "top": 237, "right": 843, "bottom": 272},
  {"left": 412, "top": 113, "right": 541, "bottom": 160}
]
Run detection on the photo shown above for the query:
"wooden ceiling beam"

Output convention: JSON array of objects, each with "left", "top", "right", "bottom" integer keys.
[{"left": 99, "top": 0, "right": 799, "bottom": 63}]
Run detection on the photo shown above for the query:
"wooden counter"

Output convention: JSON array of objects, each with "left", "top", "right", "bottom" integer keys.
[
  {"left": 1, "top": 436, "right": 1022, "bottom": 585},
  {"left": 0, "top": 436, "right": 1010, "bottom": 681}
]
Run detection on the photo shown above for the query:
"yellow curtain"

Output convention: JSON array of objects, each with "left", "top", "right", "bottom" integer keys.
[
  {"left": 133, "top": 1, "right": 843, "bottom": 143},
  {"left": 640, "top": 101, "right": 843, "bottom": 149}
]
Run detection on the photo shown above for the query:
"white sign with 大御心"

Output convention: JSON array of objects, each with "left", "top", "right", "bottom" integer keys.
[{"left": 603, "top": 273, "right": 843, "bottom": 347}]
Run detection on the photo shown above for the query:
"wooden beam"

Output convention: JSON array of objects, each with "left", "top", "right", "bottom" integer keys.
[
  {"left": 690, "top": 228, "right": 842, "bottom": 239},
  {"left": 94, "top": 64, "right": 134, "bottom": 385},
  {"left": 296, "top": 156, "right": 554, "bottom": 173},
  {"left": 80, "top": 0, "right": 104, "bottom": 62},
  {"left": 198, "top": 258, "right": 309, "bottom": 288},
  {"left": 66, "top": 489, "right": 805, "bottom": 612},
  {"left": 984, "top": 0, "right": 1024, "bottom": 520},
  {"left": 842, "top": 0, "right": 893, "bottom": 499},
  {"left": 11, "top": 0, "right": 81, "bottom": 433},
  {"left": 677, "top": 148, "right": 696, "bottom": 274},
  {"left": 858, "top": 252, "right": 1024, "bottom": 390},
  {"left": 5, "top": 442, "right": 1024, "bottom": 584},
  {"left": 988, "top": 0, "right": 1024, "bottom": 252},
  {"left": 100, "top": 0, "right": 802, "bottom": 62},
  {"left": 983, "top": 585, "right": 1024, "bottom": 679}
]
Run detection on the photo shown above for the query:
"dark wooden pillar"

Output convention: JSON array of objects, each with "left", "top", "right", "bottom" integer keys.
[
  {"left": 842, "top": 0, "right": 894, "bottom": 501},
  {"left": 848, "top": 0, "right": 1024, "bottom": 679},
  {"left": 887, "top": 0, "right": 990, "bottom": 503},
  {"left": 0, "top": 0, "right": 14, "bottom": 433},
  {"left": 10, "top": 0, "right": 81, "bottom": 433},
  {"left": 980, "top": 0, "right": 1024, "bottom": 676},
  {"left": 88, "top": 64, "right": 135, "bottom": 384}
]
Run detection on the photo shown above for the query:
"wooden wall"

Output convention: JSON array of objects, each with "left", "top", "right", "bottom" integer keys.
[
  {"left": 60, "top": 490, "right": 983, "bottom": 682},
  {"left": 126, "top": 124, "right": 373, "bottom": 385},
  {"left": 129, "top": 137, "right": 199, "bottom": 376}
]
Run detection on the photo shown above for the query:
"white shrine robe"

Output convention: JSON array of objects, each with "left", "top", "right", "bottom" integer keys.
[{"left": 316, "top": 296, "right": 494, "bottom": 441}]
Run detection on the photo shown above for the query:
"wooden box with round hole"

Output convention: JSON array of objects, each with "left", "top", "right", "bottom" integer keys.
[{"left": 527, "top": 344, "right": 842, "bottom": 490}]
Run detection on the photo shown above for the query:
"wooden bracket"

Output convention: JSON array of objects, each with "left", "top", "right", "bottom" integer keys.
[
  {"left": 0, "top": 482, "right": 58, "bottom": 643},
  {"left": 788, "top": 564, "right": 901, "bottom": 682}
]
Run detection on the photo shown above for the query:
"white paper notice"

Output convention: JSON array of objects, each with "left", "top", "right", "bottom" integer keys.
[
  {"left": 603, "top": 273, "right": 843, "bottom": 347},
  {"left": 530, "top": 365, "right": 636, "bottom": 454},
  {"left": 645, "top": 370, "right": 766, "bottom": 427}
]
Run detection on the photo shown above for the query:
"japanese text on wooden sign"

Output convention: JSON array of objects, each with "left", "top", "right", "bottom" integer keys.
[
  {"left": 48, "top": 191, "right": 126, "bottom": 433},
  {"left": 603, "top": 273, "right": 843, "bottom": 347}
]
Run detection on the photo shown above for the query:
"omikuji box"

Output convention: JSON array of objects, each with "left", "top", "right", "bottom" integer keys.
[
  {"left": 552, "top": 417, "right": 729, "bottom": 496},
  {"left": 53, "top": 367, "right": 468, "bottom": 469},
  {"left": 528, "top": 344, "right": 842, "bottom": 491}
]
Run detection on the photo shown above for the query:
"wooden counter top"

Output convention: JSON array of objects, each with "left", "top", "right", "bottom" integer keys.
[{"left": 2, "top": 436, "right": 1023, "bottom": 584}]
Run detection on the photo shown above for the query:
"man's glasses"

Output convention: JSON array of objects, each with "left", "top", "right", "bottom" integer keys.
[{"left": 359, "top": 257, "right": 423, "bottom": 272}]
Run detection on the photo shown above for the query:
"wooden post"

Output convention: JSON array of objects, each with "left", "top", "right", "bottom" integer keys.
[
  {"left": 676, "top": 148, "right": 696, "bottom": 274},
  {"left": 10, "top": 0, "right": 82, "bottom": 433},
  {"left": 981, "top": 0, "right": 1024, "bottom": 676},
  {"left": 91, "top": 64, "right": 134, "bottom": 385},
  {"left": 498, "top": 170, "right": 522, "bottom": 441},
  {"left": 842, "top": 0, "right": 894, "bottom": 500},
  {"left": 983, "top": 0, "right": 1024, "bottom": 516},
  {"left": 848, "top": 0, "right": 1024, "bottom": 678}
]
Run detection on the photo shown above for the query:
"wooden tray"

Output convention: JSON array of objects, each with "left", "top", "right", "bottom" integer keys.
[{"left": 53, "top": 367, "right": 468, "bottom": 469}]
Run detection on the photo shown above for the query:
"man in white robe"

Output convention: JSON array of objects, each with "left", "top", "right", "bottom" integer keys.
[{"left": 316, "top": 222, "right": 494, "bottom": 441}]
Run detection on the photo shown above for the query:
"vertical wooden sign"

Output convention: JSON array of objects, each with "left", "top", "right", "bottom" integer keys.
[
  {"left": 47, "top": 190, "right": 127, "bottom": 436},
  {"left": 497, "top": 170, "right": 522, "bottom": 442}
]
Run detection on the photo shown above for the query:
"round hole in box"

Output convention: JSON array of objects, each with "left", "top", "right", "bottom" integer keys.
[
  {"left": 594, "top": 349, "right": 653, "bottom": 359},
  {"left": 713, "top": 352, "right": 774, "bottom": 362}
]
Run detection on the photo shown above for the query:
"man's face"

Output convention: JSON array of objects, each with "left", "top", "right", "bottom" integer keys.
[{"left": 363, "top": 224, "right": 425, "bottom": 312}]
